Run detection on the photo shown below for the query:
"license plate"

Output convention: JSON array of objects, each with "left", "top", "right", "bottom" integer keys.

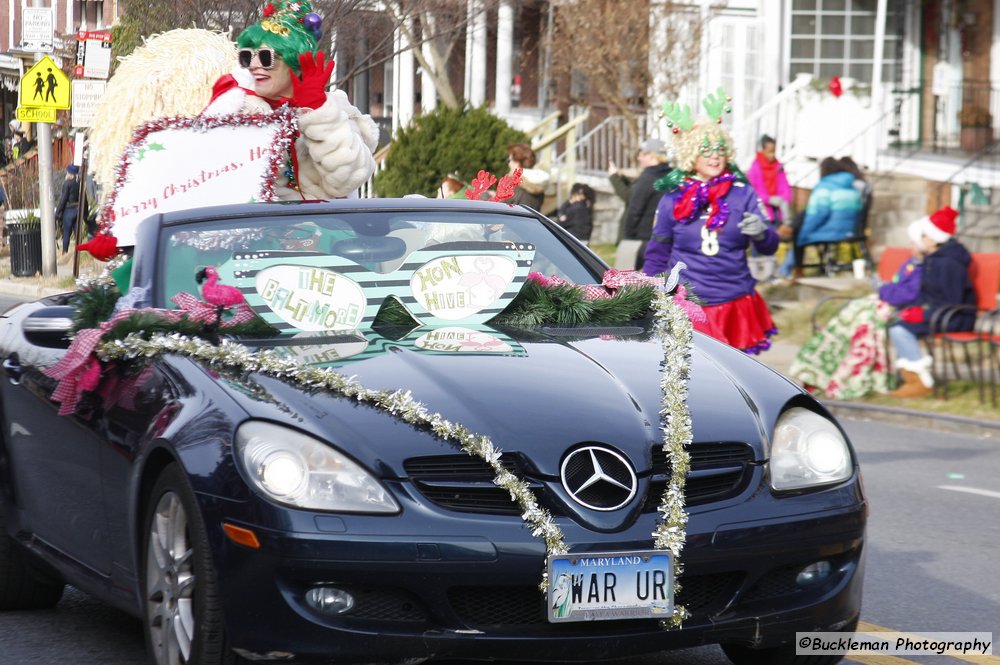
[{"left": 546, "top": 550, "right": 673, "bottom": 622}]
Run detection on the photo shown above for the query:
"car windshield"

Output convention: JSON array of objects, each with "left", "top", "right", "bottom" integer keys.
[{"left": 155, "top": 210, "right": 603, "bottom": 325}]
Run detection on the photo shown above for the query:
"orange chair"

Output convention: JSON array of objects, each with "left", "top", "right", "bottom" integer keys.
[
  {"left": 987, "top": 309, "right": 1000, "bottom": 406},
  {"left": 926, "top": 252, "right": 1000, "bottom": 400},
  {"left": 876, "top": 246, "right": 912, "bottom": 282},
  {"left": 810, "top": 246, "right": 911, "bottom": 333}
]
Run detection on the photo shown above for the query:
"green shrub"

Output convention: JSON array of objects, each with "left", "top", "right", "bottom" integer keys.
[{"left": 374, "top": 105, "right": 529, "bottom": 198}]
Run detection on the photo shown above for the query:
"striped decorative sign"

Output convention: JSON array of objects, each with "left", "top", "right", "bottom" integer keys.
[{"left": 215, "top": 242, "right": 535, "bottom": 332}]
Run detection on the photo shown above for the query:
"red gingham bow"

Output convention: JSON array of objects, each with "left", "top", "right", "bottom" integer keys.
[{"left": 45, "top": 292, "right": 258, "bottom": 416}]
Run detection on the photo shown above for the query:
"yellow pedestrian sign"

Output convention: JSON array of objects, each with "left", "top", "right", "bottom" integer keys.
[{"left": 19, "top": 56, "right": 71, "bottom": 110}]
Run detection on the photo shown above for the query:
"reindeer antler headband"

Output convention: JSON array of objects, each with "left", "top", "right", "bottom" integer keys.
[{"left": 661, "top": 86, "right": 735, "bottom": 174}]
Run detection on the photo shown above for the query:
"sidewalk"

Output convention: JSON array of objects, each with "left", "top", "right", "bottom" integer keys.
[
  {"left": 760, "top": 341, "right": 1000, "bottom": 436},
  {"left": 0, "top": 252, "right": 79, "bottom": 300}
]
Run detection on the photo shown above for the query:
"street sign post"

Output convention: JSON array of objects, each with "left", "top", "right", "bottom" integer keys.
[{"left": 18, "top": 52, "right": 67, "bottom": 278}]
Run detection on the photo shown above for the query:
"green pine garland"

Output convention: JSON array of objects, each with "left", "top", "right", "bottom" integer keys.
[
  {"left": 69, "top": 283, "right": 276, "bottom": 340},
  {"left": 358, "top": 282, "right": 658, "bottom": 329},
  {"left": 491, "top": 281, "right": 655, "bottom": 326},
  {"left": 654, "top": 164, "right": 749, "bottom": 193},
  {"left": 62, "top": 267, "right": 695, "bottom": 627},
  {"left": 70, "top": 284, "right": 122, "bottom": 332}
]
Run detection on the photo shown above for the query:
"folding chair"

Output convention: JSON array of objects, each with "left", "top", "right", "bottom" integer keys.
[
  {"left": 926, "top": 252, "right": 1000, "bottom": 400},
  {"left": 987, "top": 309, "right": 1000, "bottom": 407}
]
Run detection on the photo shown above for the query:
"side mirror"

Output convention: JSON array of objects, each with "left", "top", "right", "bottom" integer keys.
[{"left": 22, "top": 306, "right": 75, "bottom": 348}]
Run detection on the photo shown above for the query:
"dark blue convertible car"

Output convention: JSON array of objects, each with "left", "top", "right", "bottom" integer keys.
[{"left": 0, "top": 199, "right": 866, "bottom": 665}]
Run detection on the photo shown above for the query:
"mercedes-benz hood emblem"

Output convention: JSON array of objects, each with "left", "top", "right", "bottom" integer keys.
[{"left": 560, "top": 445, "right": 637, "bottom": 511}]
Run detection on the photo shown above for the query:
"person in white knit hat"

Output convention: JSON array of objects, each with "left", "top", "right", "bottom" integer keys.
[{"left": 888, "top": 206, "right": 976, "bottom": 397}]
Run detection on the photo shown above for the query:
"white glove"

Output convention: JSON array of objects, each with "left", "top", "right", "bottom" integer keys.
[
  {"left": 768, "top": 195, "right": 785, "bottom": 207},
  {"left": 738, "top": 212, "right": 768, "bottom": 240}
]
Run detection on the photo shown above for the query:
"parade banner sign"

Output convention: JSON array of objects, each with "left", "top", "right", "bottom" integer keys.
[
  {"left": 215, "top": 241, "right": 536, "bottom": 332},
  {"left": 101, "top": 109, "right": 296, "bottom": 247}
]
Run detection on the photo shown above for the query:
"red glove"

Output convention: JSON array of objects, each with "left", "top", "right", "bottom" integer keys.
[
  {"left": 290, "top": 52, "right": 334, "bottom": 109},
  {"left": 899, "top": 306, "right": 924, "bottom": 323},
  {"left": 77, "top": 234, "right": 119, "bottom": 261}
]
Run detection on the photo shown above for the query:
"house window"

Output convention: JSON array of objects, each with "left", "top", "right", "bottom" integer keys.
[
  {"left": 789, "top": 0, "right": 899, "bottom": 84},
  {"left": 715, "top": 19, "right": 765, "bottom": 127}
]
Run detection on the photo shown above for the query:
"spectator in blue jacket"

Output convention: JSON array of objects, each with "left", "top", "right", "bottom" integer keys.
[{"left": 779, "top": 157, "right": 863, "bottom": 279}]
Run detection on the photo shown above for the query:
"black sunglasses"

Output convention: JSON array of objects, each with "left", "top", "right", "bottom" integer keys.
[{"left": 238, "top": 47, "right": 277, "bottom": 70}]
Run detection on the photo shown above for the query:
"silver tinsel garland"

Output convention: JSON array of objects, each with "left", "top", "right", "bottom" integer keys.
[
  {"left": 651, "top": 288, "right": 694, "bottom": 627},
  {"left": 92, "top": 290, "right": 694, "bottom": 626}
]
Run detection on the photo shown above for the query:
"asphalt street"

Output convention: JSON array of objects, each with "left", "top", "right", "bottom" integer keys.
[{"left": 0, "top": 407, "right": 997, "bottom": 664}]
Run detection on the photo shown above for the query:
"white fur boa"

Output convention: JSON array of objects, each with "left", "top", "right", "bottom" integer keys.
[{"left": 203, "top": 72, "right": 378, "bottom": 200}]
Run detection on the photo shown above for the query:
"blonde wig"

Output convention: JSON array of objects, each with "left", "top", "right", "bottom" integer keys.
[{"left": 672, "top": 117, "right": 736, "bottom": 173}]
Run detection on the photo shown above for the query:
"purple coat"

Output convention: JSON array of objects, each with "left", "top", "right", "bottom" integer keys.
[
  {"left": 877, "top": 258, "right": 922, "bottom": 307},
  {"left": 642, "top": 180, "right": 778, "bottom": 305}
]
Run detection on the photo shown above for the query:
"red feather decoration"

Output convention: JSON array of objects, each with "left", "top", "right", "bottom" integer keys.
[
  {"left": 465, "top": 170, "right": 497, "bottom": 200},
  {"left": 495, "top": 168, "right": 522, "bottom": 202}
]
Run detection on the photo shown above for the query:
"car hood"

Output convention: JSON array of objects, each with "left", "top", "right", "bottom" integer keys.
[{"left": 222, "top": 325, "right": 800, "bottom": 477}]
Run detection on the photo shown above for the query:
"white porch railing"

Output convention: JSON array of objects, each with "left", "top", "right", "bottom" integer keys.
[
  {"left": 731, "top": 73, "right": 815, "bottom": 169},
  {"left": 549, "top": 114, "right": 648, "bottom": 202}
]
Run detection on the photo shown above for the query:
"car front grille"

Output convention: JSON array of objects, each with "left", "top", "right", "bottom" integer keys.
[
  {"left": 404, "top": 442, "right": 755, "bottom": 515},
  {"left": 340, "top": 587, "right": 429, "bottom": 622},
  {"left": 447, "top": 572, "right": 744, "bottom": 627}
]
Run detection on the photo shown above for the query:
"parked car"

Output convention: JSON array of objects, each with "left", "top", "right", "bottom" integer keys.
[{"left": 0, "top": 199, "right": 866, "bottom": 665}]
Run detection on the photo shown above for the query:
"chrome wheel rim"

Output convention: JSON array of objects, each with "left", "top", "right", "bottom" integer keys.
[{"left": 145, "top": 491, "right": 196, "bottom": 665}]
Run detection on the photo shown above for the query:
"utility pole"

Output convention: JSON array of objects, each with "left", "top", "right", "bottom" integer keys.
[
  {"left": 17, "top": 4, "right": 63, "bottom": 278},
  {"left": 35, "top": 53, "right": 57, "bottom": 278}
]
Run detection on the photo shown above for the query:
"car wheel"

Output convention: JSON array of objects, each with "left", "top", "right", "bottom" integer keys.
[
  {"left": 721, "top": 617, "right": 859, "bottom": 665},
  {"left": 142, "top": 464, "right": 247, "bottom": 665},
  {"left": 0, "top": 499, "right": 65, "bottom": 610}
]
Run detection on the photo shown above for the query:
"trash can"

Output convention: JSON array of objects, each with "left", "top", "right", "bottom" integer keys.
[{"left": 8, "top": 222, "right": 43, "bottom": 277}]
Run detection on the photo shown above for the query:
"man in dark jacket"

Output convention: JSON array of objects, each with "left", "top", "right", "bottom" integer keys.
[
  {"left": 609, "top": 138, "right": 671, "bottom": 270},
  {"left": 55, "top": 164, "right": 81, "bottom": 254}
]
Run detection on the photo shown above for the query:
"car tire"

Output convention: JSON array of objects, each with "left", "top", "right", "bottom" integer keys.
[
  {"left": 0, "top": 499, "right": 65, "bottom": 610},
  {"left": 142, "top": 463, "right": 248, "bottom": 665},
  {"left": 721, "top": 616, "right": 859, "bottom": 665}
]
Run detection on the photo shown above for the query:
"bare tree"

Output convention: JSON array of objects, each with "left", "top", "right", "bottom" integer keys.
[
  {"left": 332, "top": 0, "right": 499, "bottom": 109},
  {"left": 551, "top": 0, "right": 719, "bottom": 135},
  {"left": 110, "top": 0, "right": 373, "bottom": 68},
  {"left": 109, "top": 0, "right": 496, "bottom": 109}
]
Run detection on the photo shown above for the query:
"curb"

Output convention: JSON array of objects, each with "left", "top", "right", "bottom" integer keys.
[
  {"left": 0, "top": 279, "right": 67, "bottom": 300},
  {"left": 823, "top": 400, "right": 1000, "bottom": 437}
]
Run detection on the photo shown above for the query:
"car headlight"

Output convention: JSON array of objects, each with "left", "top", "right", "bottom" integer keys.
[
  {"left": 770, "top": 407, "right": 852, "bottom": 491},
  {"left": 235, "top": 421, "right": 399, "bottom": 513}
]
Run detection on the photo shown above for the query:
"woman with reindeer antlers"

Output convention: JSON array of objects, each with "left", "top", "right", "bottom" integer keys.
[{"left": 642, "top": 89, "right": 780, "bottom": 354}]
